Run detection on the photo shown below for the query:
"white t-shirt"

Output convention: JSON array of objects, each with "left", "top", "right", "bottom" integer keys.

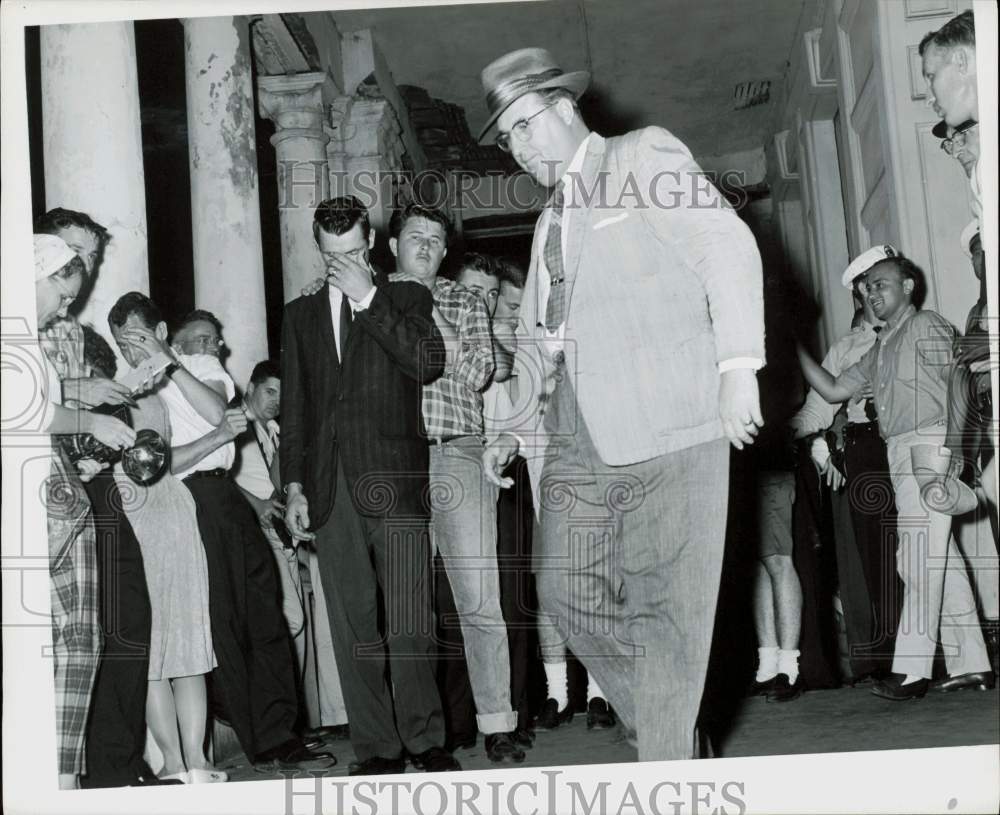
[
  {"left": 159, "top": 353, "right": 236, "bottom": 480},
  {"left": 233, "top": 417, "right": 279, "bottom": 500}
]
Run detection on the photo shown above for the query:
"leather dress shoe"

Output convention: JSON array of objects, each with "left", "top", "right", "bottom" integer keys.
[
  {"left": 409, "top": 746, "right": 461, "bottom": 772},
  {"left": 534, "top": 698, "right": 573, "bottom": 730},
  {"left": 254, "top": 738, "right": 337, "bottom": 770},
  {"left": 871, "top": 674, "right": 929, "bottom": 701},
  {"left": 586, "top": 697, "right": 617, "bottom": 729},
  {"left": 930, "top": 671, "right": 995, "bottom": 693},
  {"left": 512, "top": 726, "right": 535, "bottom": 748},
  {"left": 445, "top": 733, "right": 477, "bottom": 752},
  {"left": 348, "top": 755, "right": 407, "bottom": 776},
  {"left": 766, "top": 673, "right": 803, "bottom": 703},
  {"left": 485, "top": 732, "right": 526, "bottom": 764},
  {"left": 749, "top": 676, "right": 777, "bottom": 696}
]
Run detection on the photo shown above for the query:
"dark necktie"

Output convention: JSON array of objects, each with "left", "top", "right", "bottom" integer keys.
[
  {"left": 544, "top": 182, "right": 566, "bottom": 331},
  {"left": 339, "top": 295, "right": 353, "bottom": 362}
]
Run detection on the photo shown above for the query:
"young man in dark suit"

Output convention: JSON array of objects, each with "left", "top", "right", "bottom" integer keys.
[{"left": 280, "top": 196, "right": 457, "bottom": 775}]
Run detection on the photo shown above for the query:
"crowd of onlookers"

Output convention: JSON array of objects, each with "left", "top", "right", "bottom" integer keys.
[
  {"left": 745, "top": 8, "right": 997, "bottom": 705},
  {"left": 31, "top": 8, "right": 996, "bottom": 790}
]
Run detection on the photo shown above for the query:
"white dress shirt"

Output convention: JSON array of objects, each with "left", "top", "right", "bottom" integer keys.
[{"left": 327, "top": 282, "right": 376, "bottom": 362}]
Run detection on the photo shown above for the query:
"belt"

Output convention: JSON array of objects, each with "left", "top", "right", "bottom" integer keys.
[
  {"left": 184, "top": 468, "right": 228, "bottom": 480},
  {"left": 428, "top": 435, "right": 475, "bottom": 445},
  {"left": 845, "top": 422, "right": 879, "bottom": 439}
]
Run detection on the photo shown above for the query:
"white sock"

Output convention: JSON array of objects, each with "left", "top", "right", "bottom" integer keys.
[
  {"left": 777, "top": 649, "right": 800, "bottom": 684},
  {"left": 756, "top": 647, "right": 780, "bottom": 682},
  {"left": 901, "top": 674, "right": 923, "bottom": 686},
  {"left": 543, "top": 661, "right": 569, "bottom": 708},
  {"left": 586, "top": 673, "right": 605, "bottom": 702}
]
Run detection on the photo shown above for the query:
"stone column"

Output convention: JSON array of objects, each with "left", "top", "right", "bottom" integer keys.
[
  {"left": 183, "top": 15, "right": 267, "bottom": 389},
  {"left": 40, "top": 22, "right": 149, "bottom": 346},
  {"left": 327, "top": 98, "right": 408, "bottom": 234},
  {"left": 258, "top": 72, "right": 330, "bottom": 302}
]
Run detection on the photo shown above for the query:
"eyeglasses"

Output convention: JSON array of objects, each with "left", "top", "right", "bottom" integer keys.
[
  {"left": 183, "top": 335, "right": 225, "bottom": 350},
  {"left": 940, "top": 121, "right": 978, "bottom": 155},
  {"left": 495, "top": 102, "right": 557, "bottom": 153}
]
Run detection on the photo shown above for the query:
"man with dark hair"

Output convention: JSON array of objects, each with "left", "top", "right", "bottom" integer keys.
[
  {"left": 108, "top": 292, "right": 331, "bottom": 772},
  {"left": 172, "top": 309, "right": 227, "bottom": 360},
  {"left": 281, "top": 196, "right": 454, "bottom": 775},
  {"left": 36, "top": 210, "right": 158, "bottom": 789},
  {"left": 798, "top": 256, "right": 993, "bottom": 699},
  {"left": 390, "top": 225, "right": 525, "bottom": 764},
  {"left": 478, "top": 48, "right": 765, "bottom": 761}
]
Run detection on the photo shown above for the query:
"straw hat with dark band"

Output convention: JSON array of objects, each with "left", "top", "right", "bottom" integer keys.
[{"left": 478, "top": 47, "right": 590, "bottom": 141}]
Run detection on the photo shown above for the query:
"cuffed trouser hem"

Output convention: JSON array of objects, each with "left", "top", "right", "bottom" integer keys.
[{"left": 476, "top": 711, "right": 518, "bottom": 735}]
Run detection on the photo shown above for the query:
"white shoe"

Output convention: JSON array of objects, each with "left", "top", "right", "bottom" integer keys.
[{"left": 159, "top": 771, "right": 189, "bottom": 783}]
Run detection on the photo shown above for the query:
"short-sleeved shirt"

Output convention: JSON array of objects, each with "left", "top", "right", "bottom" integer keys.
[
  {"left": 159, "top": 353, "right": 237, "bottom": 479},
  {"left": 837, "top": 306, "right": 954, "bottom": 440},
  {"left": 233, "top": 416, "right": 279, "bottom": 500}
]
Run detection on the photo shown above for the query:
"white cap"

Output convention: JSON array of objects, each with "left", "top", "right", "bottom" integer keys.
[
  {"left": 841, "top": 244, "right": 899, "bottom": 289},
  {"left": 33, "top": 234, "right": 76, "bottom": 281}
]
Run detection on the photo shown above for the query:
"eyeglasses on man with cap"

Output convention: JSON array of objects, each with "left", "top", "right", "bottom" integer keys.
[{"left": 939, "top": 120, "right": 978, "bottom": 156}]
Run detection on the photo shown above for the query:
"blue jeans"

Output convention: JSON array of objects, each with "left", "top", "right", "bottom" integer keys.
[{"left": 430, "top": 437, "right": 517, "bottom": 734}]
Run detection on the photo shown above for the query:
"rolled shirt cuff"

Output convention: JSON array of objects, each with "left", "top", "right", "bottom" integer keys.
[{"left": 718, "top": 356, "right": 764, "bottom": 373}]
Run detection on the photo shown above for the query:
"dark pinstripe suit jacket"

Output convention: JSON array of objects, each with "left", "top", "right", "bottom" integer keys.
[{"left": 279, "top": 276, "right": 444, "bottom": 528}]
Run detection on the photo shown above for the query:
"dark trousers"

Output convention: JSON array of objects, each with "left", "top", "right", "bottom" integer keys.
[
  {"left": 435, "top": 456, "right": 535, "bottom": 739},
  {"left": 80, "top": 471, "right": 152, "bottom": 788},
  {"left": 313, "top": 461, "right": 444, "bottom": 762},
  {"left": 843, "top": 422, "right": 902, "bottom": 672},
  {"left": 184, "top": 473, "right": 298, "bottom": 759}
]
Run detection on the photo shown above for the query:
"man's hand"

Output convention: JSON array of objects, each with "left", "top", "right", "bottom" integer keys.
[
  {"left": 76, "top": 458, "right": 108, "bottom": 483},
  {"left": 301, "top": 277, "right": 325, "bottom": 297},
  {"left": 388, "top": 270, "right": 425, "bottom": 286},
  {"left": 117, "top": 324, "right": 173, "bottom": 361},
  {"left": 88, "top": 413, "right": 137, "bottom": 450},
  {"left": 719, "top": 368, "right": 763, "bottom": 450},
  {"left": 326, "top": 254, "right": 375, "bottom": 303},
  {"left": 809, "top": 436, "right": 844, "bottom": 491},
  {"left": 483, "top": 434, "right": 520, "bottom": 488},
  {"left": 249, "top": 494, "right": 284, "bottom": 531},
  {"left": 284, "top": 490, "right": 315, "bottom": 541},
  {"left": 215, "top": 407, "right": 248, "bottom": 443},
  {"left": 65, "top": 377, "right": 137, "bottom": 408}
]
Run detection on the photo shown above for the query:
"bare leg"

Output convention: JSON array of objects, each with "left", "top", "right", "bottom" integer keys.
[
  {"left": 146, "top": 679, "right": 185, "bottom": 776},
  {"left": 172, "top": 674, "right": 212, "bottom": 771},
  {"left": 753, "top": 561, "right": 778, "bottom": 648},
  {"left": 762, "top": 554, "right": 803, "bottom": 650}
]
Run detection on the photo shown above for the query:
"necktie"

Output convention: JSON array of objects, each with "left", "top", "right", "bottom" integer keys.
[
  {"left": 544, "top": 182, "right": 566, "bottom": 331},
  {"left": 339, "top": 295, "right": 353, "bottom": 362}
]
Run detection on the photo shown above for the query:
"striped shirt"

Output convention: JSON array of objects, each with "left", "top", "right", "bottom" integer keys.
[{"left": 422, "top": 278, "right": 495, "bottom": 439}]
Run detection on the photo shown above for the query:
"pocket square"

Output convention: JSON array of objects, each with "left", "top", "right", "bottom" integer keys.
[{"left": 592, "top": 212, "right": 630, "bottom": 230}]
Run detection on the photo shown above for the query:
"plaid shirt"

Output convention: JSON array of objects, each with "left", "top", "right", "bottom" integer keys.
[{"left": 422, "top": 278, "right": 495, "bottom": 438}]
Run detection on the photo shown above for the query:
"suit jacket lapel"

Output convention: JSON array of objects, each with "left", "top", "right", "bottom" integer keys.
[{"left": 562, "top": 134, "right": 606, "bottom": 318}]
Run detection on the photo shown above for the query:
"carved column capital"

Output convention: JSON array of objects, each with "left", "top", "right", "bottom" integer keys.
[{"left": 258, "top": 71, "right": 331, "bottom": 148}]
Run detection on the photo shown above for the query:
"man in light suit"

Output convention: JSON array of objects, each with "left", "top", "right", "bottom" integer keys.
[{"left": 479, "top": 48, "right": 765, "bottom": 761}]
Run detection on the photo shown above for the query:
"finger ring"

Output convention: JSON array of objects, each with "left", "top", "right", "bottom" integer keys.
[{"left": 139, "top": 336, "right": 146, "bottom": 343}]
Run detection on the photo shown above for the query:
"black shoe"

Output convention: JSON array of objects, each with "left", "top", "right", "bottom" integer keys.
[
  {"left": 534, "top": 698, "right": 573, "bottom": 730},
  {"left": 749, "top": 676, "right": 777, "bottom": 696},
  {"left": 445, "top": 733, "right": 477, "bottom": 752},
  {"left": 348, "top": 755, "right": 406, "bottom": 776},
  {"left": 409, "top": 746, "right": 461, "bottom": 772},
  {"left": 485, "top": 732, "right": 526, "bottom": 764},
  {"left": 130, "top": 773, "right": 183, "bottom": 786},
  {"left": 930, "top": 671, "right": 996, "bottom": 692},
  {"left": 512, "top": 726, "right": 535, "bottom": 748},
  {"left": 766, "top": 673, "right": 803, "bottom": 703},
  {"left": 586, "top": 697, "right": 617, "bottom": 729},
  {"left": 871, "top": 674, "right": 929, "bottom": 701},
  {"left": 984, "top": 621, "right": 1000, "bottom": 677},
  {"left": 254, "top": 738, "right": 337, "bottom": 770}
]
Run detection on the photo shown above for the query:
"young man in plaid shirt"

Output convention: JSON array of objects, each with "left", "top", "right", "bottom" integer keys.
[{"left": 387, "top": 204, "right": 525, "bottom": 764}]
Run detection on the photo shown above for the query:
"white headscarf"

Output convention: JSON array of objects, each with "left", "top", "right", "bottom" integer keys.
[{"left": 34, "top": 234, "right": 76, "bottom": 281}]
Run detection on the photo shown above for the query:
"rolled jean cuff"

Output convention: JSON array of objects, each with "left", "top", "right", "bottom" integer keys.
[{"left": 476, "top": 710, "right": 518, "bottom": 735}]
